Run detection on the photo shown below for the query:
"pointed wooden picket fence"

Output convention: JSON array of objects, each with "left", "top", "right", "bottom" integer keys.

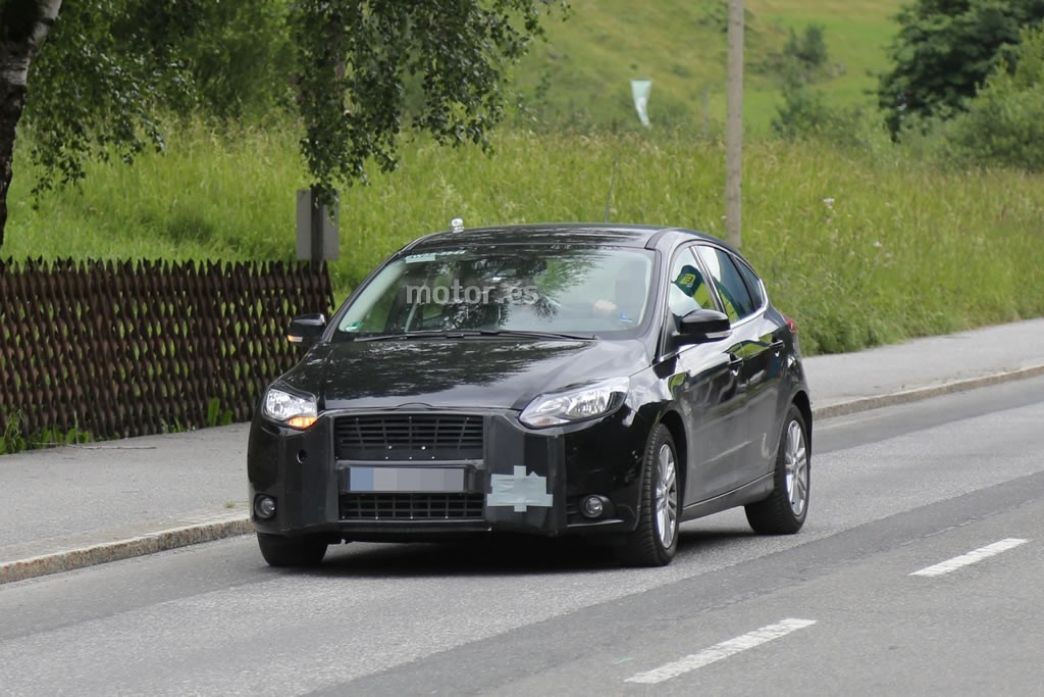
[{"left": 0, "top": 258, "right": 333, "bottom": 441}]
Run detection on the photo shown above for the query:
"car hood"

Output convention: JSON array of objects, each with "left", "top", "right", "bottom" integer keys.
[{"left": 281, "top": 338, "right": 649, "bottom": 411}]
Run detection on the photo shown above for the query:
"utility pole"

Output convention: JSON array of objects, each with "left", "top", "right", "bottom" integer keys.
[{"left": 725, "top": 0, "right": 744, "bottom": 249}]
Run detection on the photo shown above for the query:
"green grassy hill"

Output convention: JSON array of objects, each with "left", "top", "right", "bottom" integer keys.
[
  {"left": 512, "top": 0, "right": 903, "bottom": 132},
  {"left": 6, "top": 0, "right": 1044, "bottom": 357},
  {"left": 6, "top": 127, "right": 1043, "bottom": 354}
]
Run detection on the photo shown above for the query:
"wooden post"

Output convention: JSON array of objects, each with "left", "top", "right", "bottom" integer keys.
[
  {"left": 310, "top": 185, "right": 323, "bottom": 266},
  {"left": 725, "top": 0, "right": 744, "bottom": 249}
]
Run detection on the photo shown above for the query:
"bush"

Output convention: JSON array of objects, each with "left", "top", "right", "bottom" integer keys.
[
  {"left": 771, "top": 81, "right": 886, "bottom": 151},
  {"left": 878, "top": 0, "right": 1044, "bottom": 137},
  {"left": 937, "top": 27, "right": 1044, "bottom": 171},
  {"left": 782, "top": 24, "right": 828, "bottom": 78}
]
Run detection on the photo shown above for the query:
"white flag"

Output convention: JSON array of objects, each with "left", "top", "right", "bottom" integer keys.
[{"left": 631, "top": 79, "right": 652, "bottom": 128}]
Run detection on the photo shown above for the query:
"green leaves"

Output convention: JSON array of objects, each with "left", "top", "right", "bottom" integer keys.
[
  {"left": 938, "top": 27, "right": 1044, "bottom": 170},
  {"left": 9, "top": 0, "right": 560, "bottom": 234},
  {"left": 24, "top": 0, "right": 189, "bottom": 196},
  {"left": 289, "top": 0, "right": 562, "bottom": 207},
  {"left": 878, "top": 0, "right": 1044, "bottom": 137}
]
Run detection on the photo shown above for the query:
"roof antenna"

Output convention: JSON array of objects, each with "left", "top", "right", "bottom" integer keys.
[{"left": 602, "top": 154, "right": 619, "bottom": 222}]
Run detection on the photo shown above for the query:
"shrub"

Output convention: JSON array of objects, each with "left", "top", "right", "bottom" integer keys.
[
  {"left": 772, "top": 81, "right": 886, "bottom": 151},
  {"left": 878, "top": 0, "right": 1044, "bottom": 137},
  {"left": 938, "top": 27, "right": 1044, "bottom": 171},
  {"left": 782, "top": 24, "right": 828, "bottom": 78}
]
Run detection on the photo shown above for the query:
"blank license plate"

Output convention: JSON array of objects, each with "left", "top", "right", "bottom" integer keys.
[{"left": 348, "top": 467, "right": 465, "bottom": 493}]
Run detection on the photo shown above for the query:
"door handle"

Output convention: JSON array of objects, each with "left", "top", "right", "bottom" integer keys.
[
  {"left": 770, "top": 340, "right": 785, "bottom": 356},
  {"left": 728, "top": 354, "right": 743, "bottom": 374}
]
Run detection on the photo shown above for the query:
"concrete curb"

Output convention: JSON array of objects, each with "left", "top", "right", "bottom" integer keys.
[
  {"left": 0, "top": 515, "right": 252, "bottom": 585},
  {"left": 811, "top": 363, "right": 1044, "bottom": 420},
  {"left": 3, "top": 362, "right": 1043, "bottom": 586}
]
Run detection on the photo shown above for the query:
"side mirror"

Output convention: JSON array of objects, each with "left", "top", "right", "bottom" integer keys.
[
  {"left": 287, "top": 313, "right": 327, "bottom": 348},
  {"left": 676, "top": 309, "right": 731, "bottom": 344}
]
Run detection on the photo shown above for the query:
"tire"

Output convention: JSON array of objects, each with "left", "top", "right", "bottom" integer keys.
[
  {"left": 256, "top": 532, "right": 328, "bottom": 567},
  {"left": 745, "top": 404, "right": 810, "bottom": 535},
  {"left": 618, "top": 424, "right": 680, "bottom": 567}
]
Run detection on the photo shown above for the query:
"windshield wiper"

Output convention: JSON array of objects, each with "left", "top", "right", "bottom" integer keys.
[
  {"left": 351, "top": 331, "right": 472, "bottom": 342},
  {"left": 474, "top": 329, "right": 594, "bottom": 341},
  {"left": 349, "top": 329, "right": 593, "bottom": 343}
]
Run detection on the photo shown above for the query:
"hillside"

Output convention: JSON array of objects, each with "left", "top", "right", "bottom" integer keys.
[
  {"left": 6, "top": 0, "right": 1043, "bottom": 358},
  {"left": 511, "top": 0, "right": 903, "bottom": 132}
]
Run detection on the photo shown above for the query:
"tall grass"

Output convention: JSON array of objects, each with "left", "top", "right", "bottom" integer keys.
[{"left": 5, "top": 125, "right": 1042, "bottom": 354}]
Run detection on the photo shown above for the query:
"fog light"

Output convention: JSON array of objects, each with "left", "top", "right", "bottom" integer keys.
[
  {"left": 581, "top": 495, "right": 606, "bottom": 519},
  {"left": 254, "top": 495, "right": 277, "bottom": 520}
]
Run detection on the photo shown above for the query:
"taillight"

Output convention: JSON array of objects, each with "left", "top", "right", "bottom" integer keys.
[{"left": 785, "top": 315, "right": 798, "bottom": 335}]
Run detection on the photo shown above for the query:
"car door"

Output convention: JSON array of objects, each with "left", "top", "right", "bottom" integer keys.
[
  {"left": 694, "top": 245, "right": 784, "bottom": 491},
  {"left": 732, "top": 256, "right": 787, "bottom": 477},
  {"left": 658, "top": 245, "right": 748, "bottom": 506}
]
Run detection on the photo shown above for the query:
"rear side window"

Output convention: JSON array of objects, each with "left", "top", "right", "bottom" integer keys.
[
  {"left": 695, "top": 246, "right": 756, "bottom": 322},
  {"left": 735, "top": 259, "right": 765, "bottom": 309}
]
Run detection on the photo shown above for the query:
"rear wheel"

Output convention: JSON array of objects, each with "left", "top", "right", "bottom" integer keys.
[
  {"left": 618, "top": 424, "right": 680, "bottom": 567},
  {"left": 745, "top": 404, "right": 809, "bottom": 534},
  {"left": 257, "top": 533, "right": 328, "bottom": 567}
]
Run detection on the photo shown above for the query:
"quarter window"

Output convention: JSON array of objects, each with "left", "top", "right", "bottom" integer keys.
[
  {"left": 695, "top": 246, "right": 756, "bottom": 322},
  {"left": 736, "top": 259, "right": 765, "bottom": 309}
]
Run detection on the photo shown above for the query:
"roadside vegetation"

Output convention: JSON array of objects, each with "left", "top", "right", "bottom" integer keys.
[
  {"left": 6, "top": 125, "right": 1042, "bottom": 355},
  {"left": 3, "top": 0, "right": 1043, "bottom": 358}
]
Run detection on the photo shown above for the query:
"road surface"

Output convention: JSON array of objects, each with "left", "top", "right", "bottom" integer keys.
[{"left": 3, "top": 375, "right": 1044, "bottom": 696}]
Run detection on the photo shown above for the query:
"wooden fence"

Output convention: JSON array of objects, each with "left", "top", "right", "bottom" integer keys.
[{"left": 0, "top": 259, "right": 333, "bottom": 443}]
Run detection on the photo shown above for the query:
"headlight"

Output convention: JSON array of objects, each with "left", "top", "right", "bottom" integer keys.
[
  {"left": 519, "top": 377, "right": 630, "bottom": 428},
  {"left": 263, "top": 388, "right": 318, "bottom": 430}
]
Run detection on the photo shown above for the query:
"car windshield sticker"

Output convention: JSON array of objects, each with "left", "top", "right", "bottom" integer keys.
[
  {"left": 487, "top": 466, "right": 553, "bottom": 513},
  {"left": 405, "top": 250, "right": 467, "bottom": 264}
]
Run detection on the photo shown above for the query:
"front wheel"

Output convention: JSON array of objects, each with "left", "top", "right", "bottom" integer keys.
[
  {"left": 745, "top": 404, "right": 810, "bottom": 534},
  {"left": 617, "top": 424, "right": 680, "bottom": 567},
  {"left": 257, "top": 533, "right": 328, "bottom": 567}
]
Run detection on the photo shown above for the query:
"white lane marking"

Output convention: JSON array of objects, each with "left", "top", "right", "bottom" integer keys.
[
  {"left": 624, "top": 618, "right": 816, "bottom": 685},
  {"left": 911, "top": 538, "right": 1029, "bottom": 578}
]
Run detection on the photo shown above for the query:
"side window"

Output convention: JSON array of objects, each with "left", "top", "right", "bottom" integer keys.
[
  {"left": 695, "top": 246, "right": 756, "bottom": 322},
  {"left": 667, "top": 248, "right": 714, "bottom": 318},
  {"left": 735, "top": 258, "right": 765, "bottom": 309}
]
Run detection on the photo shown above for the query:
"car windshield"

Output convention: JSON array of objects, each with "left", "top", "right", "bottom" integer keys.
[{"left": 336, "top": 245, "right": 655, "bottom": 339}]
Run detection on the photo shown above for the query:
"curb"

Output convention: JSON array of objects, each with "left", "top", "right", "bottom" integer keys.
[
  {"left": 0, "top": 515, "right": 252, "bottom": 585},
  {"left": 4, "top": 363, "right": 1043, "bottom": 586},
  {"left": 811, "top": 363, "right": 1044, "bottom": 419}
]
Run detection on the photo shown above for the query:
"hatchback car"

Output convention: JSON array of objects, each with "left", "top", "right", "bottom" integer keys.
[{"left": 248, "top": 224, "right": 811, "bottom": 567}]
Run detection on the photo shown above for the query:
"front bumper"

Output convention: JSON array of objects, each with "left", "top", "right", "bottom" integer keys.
[{"left": 248, "top": 406, "right": 651, "bottom": 541}]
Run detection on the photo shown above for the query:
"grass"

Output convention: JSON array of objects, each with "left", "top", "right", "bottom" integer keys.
[
  {"left": 5, "top": 124, "right": 1043, "bottom": 355},
  {"left": 510, "top": 0, "right": 903, "bottom": 133}
]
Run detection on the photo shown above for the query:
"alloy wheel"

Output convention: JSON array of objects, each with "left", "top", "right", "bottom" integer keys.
[
  {"left": 654, "top": 443, "right": 679, "bottom": 548},
  {"left": 783, "top": 420, "right": 809, "bottom": 517}
]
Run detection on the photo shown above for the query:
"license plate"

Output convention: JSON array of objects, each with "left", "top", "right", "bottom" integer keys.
[{"left": 347, "top": 467, "right": 465, "bottom": 493}]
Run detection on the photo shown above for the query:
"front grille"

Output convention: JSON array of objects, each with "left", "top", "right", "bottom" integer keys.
[
  {"left": 334, "top": 414, "right": 484, "bottom": 461},
  {"left": 339, "top": 493, "right": 485, "bottom": 521}
]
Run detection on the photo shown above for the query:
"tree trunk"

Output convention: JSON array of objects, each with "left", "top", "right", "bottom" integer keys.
[{"left": 0, "top": 0, "right": 62, "bottom": 250}]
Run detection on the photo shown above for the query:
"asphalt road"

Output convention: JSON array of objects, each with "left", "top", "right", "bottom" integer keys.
[{"left": 3, "top": 376, "right": 1044, "bottom": 696}]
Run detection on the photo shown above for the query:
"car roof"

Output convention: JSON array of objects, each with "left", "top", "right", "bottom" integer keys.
[{"left": 403, "top": 223, "right": 728, "bottom": 252}]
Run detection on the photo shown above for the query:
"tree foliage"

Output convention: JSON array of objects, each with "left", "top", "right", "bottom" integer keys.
[
  {"left": 781, "top": 24, "right": 828, "bottom": 81},
  {"left": 937, "top": 26, "right": 1044, "bottom": 170},
  {"left": 878, "top": 0, "right": 1044, "bottom": 137},
  {"left": 20, "top": 0, "right": 292, "bottom": 196},
  {"left": 290, "top": 0, "right": 555, "bottom": 205},
  {"left": 0, "top": 0, "right": 561, "bottom": 245}
]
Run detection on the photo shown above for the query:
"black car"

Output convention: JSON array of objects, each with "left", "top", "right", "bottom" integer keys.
[{"left": 248, "top": 223, "right": 811, "bottom": 567}]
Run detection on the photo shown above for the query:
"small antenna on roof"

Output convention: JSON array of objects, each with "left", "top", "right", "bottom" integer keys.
[{"left": 450, "top": 217, "right": 464, "bottom": 233}]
